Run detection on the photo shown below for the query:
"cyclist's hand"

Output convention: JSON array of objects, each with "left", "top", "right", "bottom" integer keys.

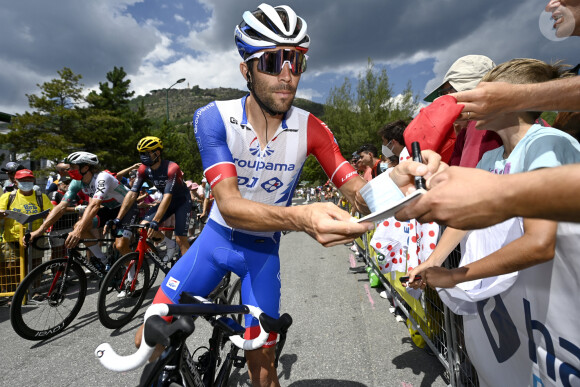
[
  {"left": 65, "top": 229, "right": 82, "bottom": 249},
  {"left": 145, "top": 220, "right": 159, "bottom": 238},
  {"left": 104, "top": 218, "right": 121, "bottom": 234},
  {"left": 300, "top": 202, "right": 373, "bottom": 247}
]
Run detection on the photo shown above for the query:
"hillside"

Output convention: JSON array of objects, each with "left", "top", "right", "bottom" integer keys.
[{"left": 130, "top": 85, "right": 325, "bottom": 124}]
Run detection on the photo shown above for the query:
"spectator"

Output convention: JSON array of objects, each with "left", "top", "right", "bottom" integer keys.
[
  {"left": 357, "top": 144, "right": 384, "bottom": 178},
  {"left": 0, "top": 169, "right": 53, "bottom": 289},
  {"left": 47, "top": 176, "right": 79, "bottom": 259},
  {"left": 116, "top": 162, "right": 141, "bottom": 186},
  {"left": 377, "top": 119, "right": 408, "bottom": 161},
  {"left": 397, "top": 1, "right": 580, "bottom": 229},
  {"left": 408, "top": 58, "right": 580, "bottom": 386},
  {"left": 46, "top": 162, "right": 71, "bottom": 195},
  {"left": 1, "top": 162, "right": 25, "bottom": 193},
  {"left": 353, "top": 152, "right": 372, "bottom": 182},
  {"left": 424, "top": 55, "right": 500, "bottom": 167}
]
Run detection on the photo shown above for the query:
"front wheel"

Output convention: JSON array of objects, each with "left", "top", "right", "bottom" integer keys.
[
  {"left": 97, "top": 252, "right": 150, "bottom": 329},
  {"left": 10, "top": 259, "right": 87, "bottom": 341}
]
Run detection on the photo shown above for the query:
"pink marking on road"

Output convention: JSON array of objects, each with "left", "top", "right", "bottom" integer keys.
[
  {"left": 401, "top": 383, "right": 413, "bottom": 387},
  {"left": 364, "top": 284, "right": 375, "bottom": 309},
  {"left": 349, "top": 253, "right": 356, "bottom": 268}
]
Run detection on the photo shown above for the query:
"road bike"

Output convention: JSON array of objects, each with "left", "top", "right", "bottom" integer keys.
[
  {"left": 97, "top": 224, "right": 193, "bottom": 329},
  {"left": 96, "top": 287, "right": 292, "bottom": 387},
  {"left": 10, "top": 232, "right": 116, "bottom": 340}
]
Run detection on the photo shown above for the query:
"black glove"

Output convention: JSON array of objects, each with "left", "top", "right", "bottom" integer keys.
[
  {"left": 106, "top": 218, "right": 122, "bottom": 230},
  {"left": 146, "top": 220, "right": 159, "bottom": 231}
]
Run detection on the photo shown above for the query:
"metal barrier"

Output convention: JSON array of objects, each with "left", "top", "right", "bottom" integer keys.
[
  {"left": 0, "top": 211, "right": 80, "bottom": 298},
  {"left": 355, "top": 230, "right": 480, "bottom": 387}
]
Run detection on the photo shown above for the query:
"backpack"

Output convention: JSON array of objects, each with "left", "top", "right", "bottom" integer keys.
[{"left": 7, "top": 190, "right": 44, "bottom": 212}]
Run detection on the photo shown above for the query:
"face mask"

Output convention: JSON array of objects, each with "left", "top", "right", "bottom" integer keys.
[
  {"left": 68, "top": 169, "right": 83, "bottom": 180},
  {"left": 382, "top": 143, "right": 394, "bottom": 158},
  {"left": 140, "top": 153, "right": 159, "bottom": 167},
  {"left": 18, "top": 181, "right": 35, "bottom": 191}
]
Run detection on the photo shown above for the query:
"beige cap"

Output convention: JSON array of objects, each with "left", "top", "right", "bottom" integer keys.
[{"left": 424, "top": 55, "right": 495, "bottom": 102}]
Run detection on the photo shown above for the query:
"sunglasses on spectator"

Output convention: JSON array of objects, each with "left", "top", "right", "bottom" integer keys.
[{"left": 245, "top": 48, "right": 308, "bottom": 76}]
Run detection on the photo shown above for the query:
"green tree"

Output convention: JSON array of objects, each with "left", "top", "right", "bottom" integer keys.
[
  {"left": 323, "top": 58, "right": 418, "bottom": 160},
  {"left": 2, "top": 67, "right": 85, "bottom": 163},
  {"left": 301, "top": 59, "right": 418, "bottom": 184},
  {"left": 84, "top": 67, "right": 152, "bottom": 171}
]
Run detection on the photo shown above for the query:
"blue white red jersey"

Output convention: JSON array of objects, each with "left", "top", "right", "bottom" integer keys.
[{"left": 193, "top": 95, "right": 357, "bottom": 237}]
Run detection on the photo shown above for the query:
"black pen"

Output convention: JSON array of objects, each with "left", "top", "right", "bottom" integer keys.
[{"left": 411, "top": 142, "right": 427, "bottom": 190}]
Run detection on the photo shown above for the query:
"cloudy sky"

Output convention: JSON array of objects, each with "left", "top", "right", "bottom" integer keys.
[{"left": 1, "top": 0, "right": 578, "bottom": 116}]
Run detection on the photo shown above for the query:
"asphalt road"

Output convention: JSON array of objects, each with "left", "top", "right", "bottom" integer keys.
[{"left": 0, "top": 209, "right": 447, "bottom": 386}]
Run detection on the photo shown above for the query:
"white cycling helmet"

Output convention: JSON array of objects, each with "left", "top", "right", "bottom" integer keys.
[
  {"left": 66, "top": 151, "right": 99, "bottom": 166},
  {"left": 234, "top": 3, "right": 310, "bottom": 59}
]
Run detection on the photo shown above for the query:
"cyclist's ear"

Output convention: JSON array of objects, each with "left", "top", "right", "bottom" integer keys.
[{"left": 246, "top": 71, "right": 253, "bottom": 92}]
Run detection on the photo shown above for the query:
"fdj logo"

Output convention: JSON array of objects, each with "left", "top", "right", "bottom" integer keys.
[
  {"left": 261, "top": 177, "right": 283, "bottom": 193},
  {"left": 237, "top": 176, "right": 284, "bottom": 193}
]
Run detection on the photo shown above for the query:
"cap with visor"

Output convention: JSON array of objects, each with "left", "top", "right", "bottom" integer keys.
[{"left": 424, "top": 55, "right": 495, "bottom": 102}]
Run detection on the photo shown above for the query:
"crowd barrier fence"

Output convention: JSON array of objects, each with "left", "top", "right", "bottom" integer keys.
[
  {"left": 354, "top": 228, "right": 480, "bottom": 387},
  {"left": 0, "top": 212, "right": 79, "bottom": 298}
]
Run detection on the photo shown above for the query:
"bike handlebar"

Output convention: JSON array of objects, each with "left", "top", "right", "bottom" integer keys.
[
  {"left": 95, "top": 298, "right": 292, "bottom": 372},
  {"left": 27, "top": 233, "right": 115, "bottom": 251}
]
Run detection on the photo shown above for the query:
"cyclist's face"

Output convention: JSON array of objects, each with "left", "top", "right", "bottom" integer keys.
[{"left": 242, "top": 47, "right": 301, "bottom": 115}]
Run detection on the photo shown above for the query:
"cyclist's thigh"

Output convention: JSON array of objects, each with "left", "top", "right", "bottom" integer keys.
[
  {"left": 235, "top": 237, "right": 281, "bottom": 330},
  {"left": 165, "top": 198, "right": 191, "bottom": 237},
  {"left": 156, "top": 224, "right": 227, "bottom": 304}
]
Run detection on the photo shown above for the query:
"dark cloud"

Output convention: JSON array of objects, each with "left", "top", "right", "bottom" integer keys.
[
  {"left": 1, "top": 0, "right": 578, "bottom": 114},
  {"left": 0, "top": 0, "right": 159, "bottom": 113}
]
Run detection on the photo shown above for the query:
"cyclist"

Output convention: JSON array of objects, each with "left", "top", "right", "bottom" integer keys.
[
  {"left": 109, "top": 136, "right": 191, "bottom": 260},
  {"left": 29, "top": 151, "right": 138, "bottom": 268},
  {"left": 140, "top": 4, "right": 441, "bottom": 386}
]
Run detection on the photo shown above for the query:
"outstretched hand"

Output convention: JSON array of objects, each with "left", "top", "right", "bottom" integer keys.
[
  {"left": 299, "top": 202, "right": 373, "bottom": 247},
  {"left": 395, "top": 166, "right": 509, "bottom": 229},
  {"left": 452, "top": 82, "right": 521, "bottom": 122}
]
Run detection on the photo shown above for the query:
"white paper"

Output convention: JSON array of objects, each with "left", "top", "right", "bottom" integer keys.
[{"left": 357, "top": 189, "right": 426, "bottom": 223}]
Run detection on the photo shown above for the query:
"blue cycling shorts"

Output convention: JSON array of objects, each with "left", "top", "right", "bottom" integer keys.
[
  {"left": 143, "top": 194, "right": 191, "bottom": 236},
  {"left": 154, "top": 219, "right": 281, "bottom": 347}
]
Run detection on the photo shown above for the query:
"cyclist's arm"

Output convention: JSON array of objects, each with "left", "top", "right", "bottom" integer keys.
[
  {"left": 65, "top": 197, "right": 101, "bottom": 248},
  {"left": 115, "top": 191, "right": 139, "bottom": 222},
  {"left": 152, "top": 193, "right": 172, "bottom": 223},
  {"left": 213, "top": 176, "right": 372, "bottom": 247},
  {"left": 452, "top": 77, "right": 580, "bottom": 122},
  {"left": 29, "top": 200, "right": 68, "bottom": 239}
]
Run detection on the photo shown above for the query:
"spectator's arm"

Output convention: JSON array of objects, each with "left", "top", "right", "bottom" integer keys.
[{"left": 453, "top": 78, "right": 580, "bottom": 122}]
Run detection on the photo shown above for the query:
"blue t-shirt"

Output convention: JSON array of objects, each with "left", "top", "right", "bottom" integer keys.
[{"left": 476, "top": 124, "right": 580, "bottom": 173}]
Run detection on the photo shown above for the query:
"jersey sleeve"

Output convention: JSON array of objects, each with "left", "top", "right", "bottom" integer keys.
[
  {"left": 306, "top": 114, "right": 358, "bottom": 188},
  {"left": 63, "top": 180, "right": 82, "bottom": 203},
  {"left": 130, "top": 164, "right": 148, "bottom": 193},
  {"left": 193, "top": 102, "right": 238, "bottom": 188},
  {"left": 92, "top": 172, "right": 116, "bottom": 202},
  {"left": 164, "top": 162, "right": 183, "bottom": 195}
]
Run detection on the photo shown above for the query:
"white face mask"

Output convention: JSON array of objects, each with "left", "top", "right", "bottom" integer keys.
[
  {"left": 382, "top": 142, "right": 394, "bottom": 158},
  {"left": 18, "top": 181, "right": 35, "bottom": 191}
]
